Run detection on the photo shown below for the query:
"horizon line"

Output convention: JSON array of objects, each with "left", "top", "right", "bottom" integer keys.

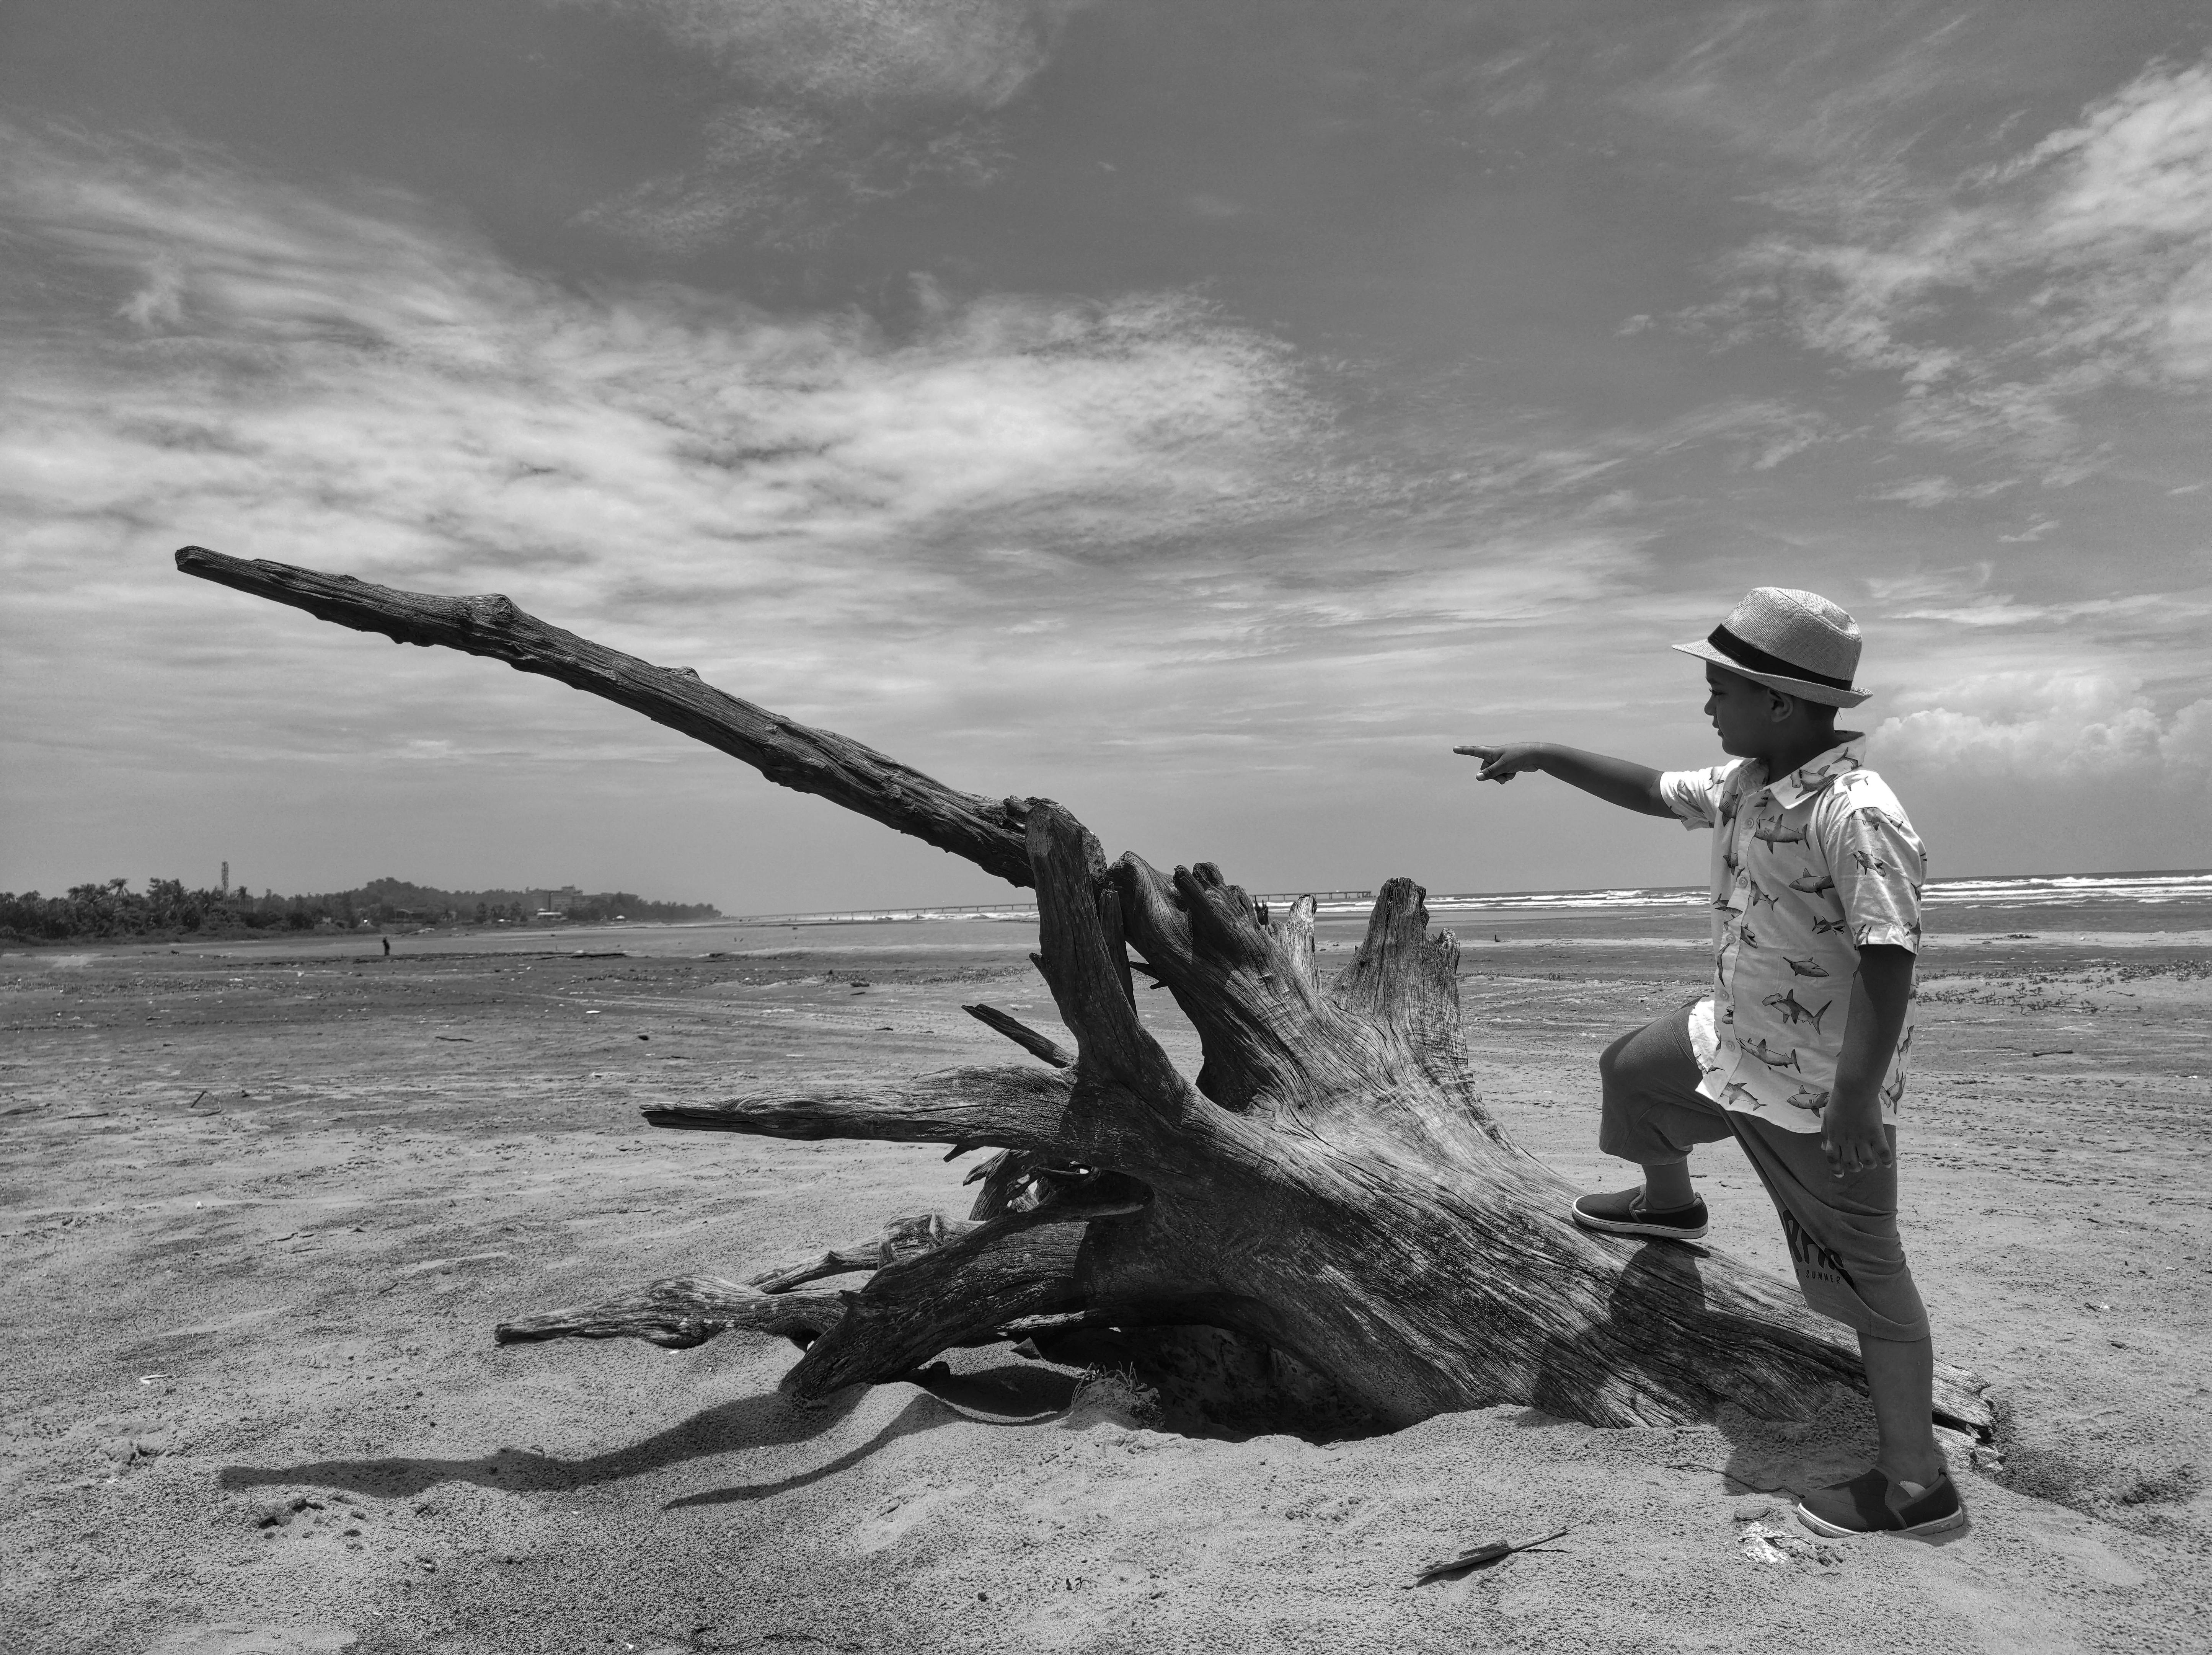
[{"left": 722, "top": 866, "right": 2212, "bottom": 926}]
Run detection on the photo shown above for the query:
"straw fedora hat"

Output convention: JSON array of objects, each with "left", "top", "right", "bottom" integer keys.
[{"left": 1672, "top": 587, "right": 1870, "bottom": 709}]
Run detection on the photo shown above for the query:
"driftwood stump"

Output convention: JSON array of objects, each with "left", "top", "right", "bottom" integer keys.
[{"left": 175, "top": 545, "right": 1991, "bottom": 1437}]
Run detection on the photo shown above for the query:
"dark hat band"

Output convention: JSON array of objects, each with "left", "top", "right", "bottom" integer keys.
[{"left": 1706, "top": 624, "right": 1853, "bottom": 691}]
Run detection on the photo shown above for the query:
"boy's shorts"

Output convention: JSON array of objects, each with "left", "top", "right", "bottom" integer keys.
[{"left": 1597, "top": 1005, "right": 1930, "bottom": 1345}]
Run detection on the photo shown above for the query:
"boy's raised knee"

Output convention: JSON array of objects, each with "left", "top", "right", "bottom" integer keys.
[{"left": 1597, "top": 1027, "right": 1636, "bottom": 1090}]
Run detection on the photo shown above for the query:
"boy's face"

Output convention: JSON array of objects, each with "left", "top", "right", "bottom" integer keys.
[{"left": 1703, "top": 664, "right": 1775, "bottom": 757}]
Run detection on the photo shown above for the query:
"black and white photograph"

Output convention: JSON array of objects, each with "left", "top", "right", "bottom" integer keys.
[{"left": 3, "top": 3, "right": 2209, "bottom": 1651}]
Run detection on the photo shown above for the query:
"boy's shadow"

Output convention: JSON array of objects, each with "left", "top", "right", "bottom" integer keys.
[
  {"left": 1530, "top": 1239, "right": 1971, "bottom": 1544},
  {"left": 216, "top": 1359, "right": 1078, "bottom": 1510}
]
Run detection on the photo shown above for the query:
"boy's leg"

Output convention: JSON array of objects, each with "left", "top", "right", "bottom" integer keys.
[
  {"left": 1727, "top": 1115, "right": 1958, "bottom": 1532},
  {"left": 1576, "top": 1007, "right": 1733, "bottom": 1236},
  {"left": 1642, "top": 1159, "right": 1696, "bottom": 1212},
  {"left": 1859, "top": 1330, "right": 1941, "bottom": 1487}
]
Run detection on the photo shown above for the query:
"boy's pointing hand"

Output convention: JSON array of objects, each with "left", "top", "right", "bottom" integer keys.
[
  {"left": 1451, "top": 744, "right": 1672, "bottom": 815},
  {"left": 1453, "top": 742, "right": 1543, "bottom": 783}
]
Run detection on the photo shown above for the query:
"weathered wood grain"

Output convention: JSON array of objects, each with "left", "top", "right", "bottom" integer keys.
[
  {"left": 641, "top": 1065, "right": 1074, "bottom": 1151},
  {"left": 747, "top": 1212, "right": 977, "bottom": 1295},
  {"left": 493, "top": 1277, "right": 846, "bottom": 1349}
]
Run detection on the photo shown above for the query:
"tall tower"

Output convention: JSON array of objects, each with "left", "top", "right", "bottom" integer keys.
[{"left": 220, "top": 861, "right": 228, "bottom": 895}]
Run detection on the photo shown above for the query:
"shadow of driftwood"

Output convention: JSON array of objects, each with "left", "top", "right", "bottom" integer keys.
[
  {"left": 661, "top": 1396, "right": 936, "bottom": 1508},
  {"left": 665, "top": 1360, "right": 1086, "bottom": 1507},
  {"left": 216, "top": 1384, "right": 867, "bottom": 1502},
  {"left": 215, "top": 1360, "right": 1083, "bottom": 1507}
]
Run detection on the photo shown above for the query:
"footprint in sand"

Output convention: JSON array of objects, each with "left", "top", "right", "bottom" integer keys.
[{"left": 849, "top": 1485, "right": 975, "bottom": 1556}]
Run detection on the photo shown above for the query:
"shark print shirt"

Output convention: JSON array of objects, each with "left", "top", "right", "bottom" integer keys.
[{"left": 1659, "top": 737, "right": 1926, "bottom": 1133}]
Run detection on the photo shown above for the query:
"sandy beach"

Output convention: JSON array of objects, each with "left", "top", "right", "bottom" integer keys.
[{"left": 4, "top": 901, "right": 2207, "bottom": 1655}]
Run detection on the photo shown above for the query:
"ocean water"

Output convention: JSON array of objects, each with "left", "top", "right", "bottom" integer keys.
[
  {"left": 1414, "top": 869, "right": 2212, "bottom": 917},
  {"left": 737, "top": 871, "right": 2212, "bottom": 927}
]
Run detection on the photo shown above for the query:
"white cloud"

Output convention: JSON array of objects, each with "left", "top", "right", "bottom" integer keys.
[
  {"left": 555, "top": 0, "right": 1088, "bottom": 250},
  {"left": 1687, "top": 57, "right": 2212, "bottom": 469},
  {"left": 0, "top": 124, "right": 1682, "bottom": 812},
  {"left": 1, "top": 124, "right": 1420, "bottom": 813},
  {"left": 2016, "top": 60, "right": 2212, "bottom": 341},
  {"left": 565, "top": 0, "right": 1088, "bottom": 110},
  {"left": 1867, "top": 475, "right": 2018, "bottom": 508},
  {"left": 576, "top": 104, "right": 1013, "bottom": 253},
  {"left": 0, "top": 129, "right": 1318, "bottom": 628},
  {"left": 1875, "top": 671, "right": 2212, "bottom": 785}
]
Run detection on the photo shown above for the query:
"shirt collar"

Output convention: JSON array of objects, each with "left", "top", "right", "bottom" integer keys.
[{"left": 1760, "top": 736, "right": 1869, "bottom": 809}]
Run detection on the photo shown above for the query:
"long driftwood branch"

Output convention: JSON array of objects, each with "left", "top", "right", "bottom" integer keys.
[
  {"left": 747, "top": 1212, "right": 978, "bottom": 1294},
  {"left": 642, "top": 1066, "right": 1075, "bottom": 1153},
  {"left": 494, "top": 1277, "right": 848, "bottom": 1349},
  {"left": 502, "top": 1178, "right": 1148, "bottom": 1380},
  {"left": 961, "top": 1004, "right": 1073, "bottom": 1068},
  {"left": 173, "top": 546, "right": 1033, "bottom": 885}
]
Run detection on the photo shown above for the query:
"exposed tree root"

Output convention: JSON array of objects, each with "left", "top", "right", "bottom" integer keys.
[{"left": 184, "top": 546, "right": 1993, "bottom": 1441}]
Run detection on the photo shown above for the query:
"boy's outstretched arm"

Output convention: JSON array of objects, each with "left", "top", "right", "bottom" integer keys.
[
  {"left": 1452, "top": 743, "right": 1675, "bottom": 818},
  {"left": 1823, "top": 943, "right": 1914, "bottom": 1178}
]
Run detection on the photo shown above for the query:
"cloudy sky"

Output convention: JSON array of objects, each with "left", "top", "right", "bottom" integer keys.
[{"left": 4, "top": 1, "right": 2209, "bottom": 912}]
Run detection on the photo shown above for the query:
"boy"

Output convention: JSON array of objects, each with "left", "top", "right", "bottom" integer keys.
[{"left": 1455, "top": 587, "right": 1962, "bottom": 1538}]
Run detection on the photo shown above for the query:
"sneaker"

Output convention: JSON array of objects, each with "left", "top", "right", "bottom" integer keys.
[
  {"left": 1569, "top": 1187, "right": 1708, "bottom": 1241},
  {"left": 1794, "top": 1467, "right": 1966, "bottom": 1538}
]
